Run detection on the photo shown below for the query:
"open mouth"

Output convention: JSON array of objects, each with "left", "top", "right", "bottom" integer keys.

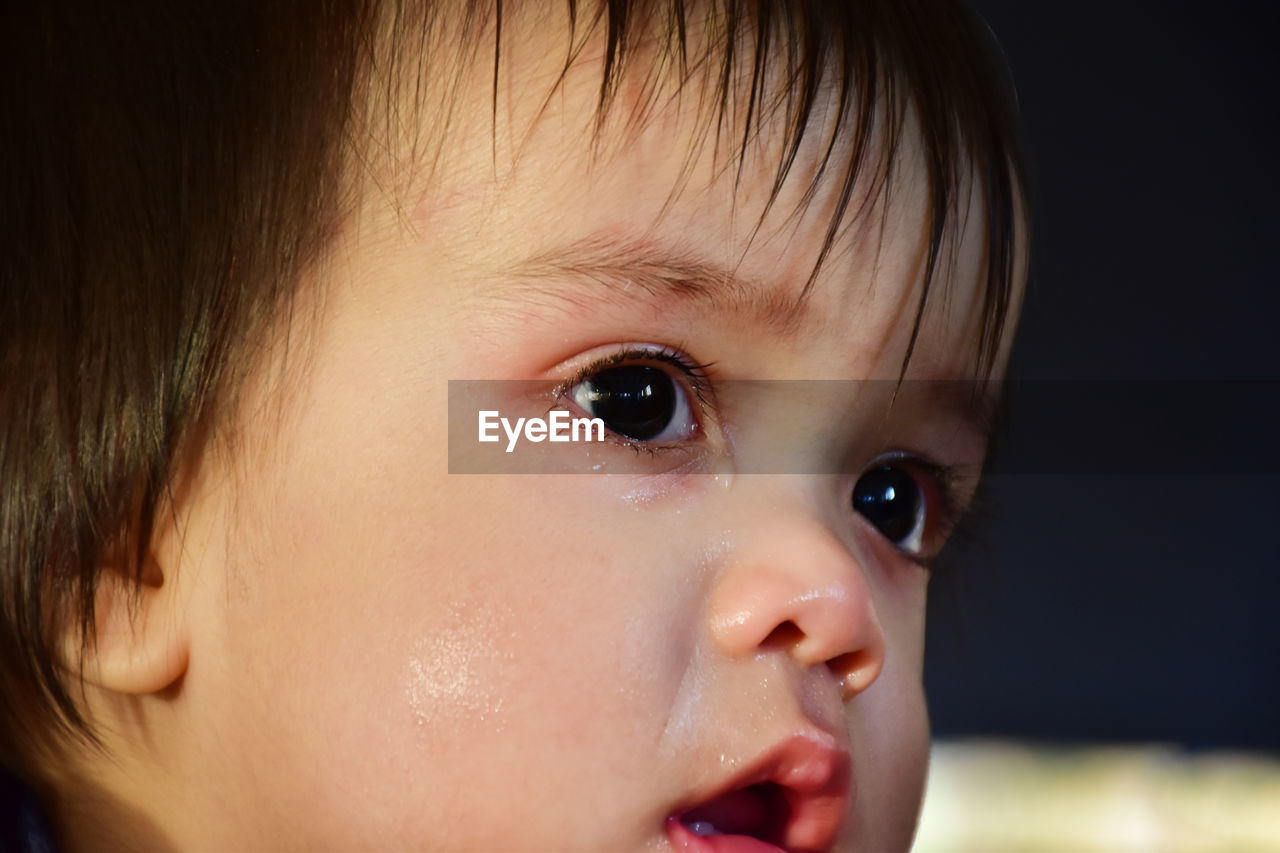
[
  {"left": 666, "top": 734, "right": 852, "bottom": 853},
  {"left": 669, "top": 782, "right": 791, "bottom": 851}
]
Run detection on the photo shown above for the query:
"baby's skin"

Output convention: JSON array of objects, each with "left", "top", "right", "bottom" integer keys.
[{"left": 46, "top": 9, "right": 1023, "bottom": 852}]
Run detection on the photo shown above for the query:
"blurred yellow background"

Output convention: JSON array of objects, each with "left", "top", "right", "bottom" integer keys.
[{"left": 914, "top": 740, "right": 1280, "bottom": 851}]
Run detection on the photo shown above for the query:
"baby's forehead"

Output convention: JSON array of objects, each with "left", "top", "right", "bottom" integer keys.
[{"left": 362, "top": 2, "right": 1024, "bottom": 378}]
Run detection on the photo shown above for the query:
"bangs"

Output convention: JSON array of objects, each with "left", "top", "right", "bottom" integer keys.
[
  {"left": 586, "top": 0, "right": 1029, "bottom": 379},
  {"left": 383, "top": 0, "right": 1027, "bottom": 378}
]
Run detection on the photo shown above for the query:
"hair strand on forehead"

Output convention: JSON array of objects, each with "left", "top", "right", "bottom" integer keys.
[{"left": 557, "top": 0, "right": 1025, "bottom": 380}]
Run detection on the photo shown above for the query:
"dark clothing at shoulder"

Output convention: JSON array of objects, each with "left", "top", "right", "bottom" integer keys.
[{"left": 0, "top": 768, "right": 55, "bottom": 853}]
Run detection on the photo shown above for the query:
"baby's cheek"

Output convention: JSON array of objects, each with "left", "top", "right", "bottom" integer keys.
[
  {"left": 832, "top": 563, "right": 930, "bottom": 849},
  {"left": 846, "top": 651, "right": 930, "bottom": 849},
  {"left": 350, "top": 484, "right": 693, "bottom": 838},
  {"left": 399, "top": 596, "right": 518, "bottom": 744}
]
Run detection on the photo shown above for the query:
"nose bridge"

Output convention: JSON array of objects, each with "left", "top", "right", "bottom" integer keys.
[{"left": 707, "top": 485, "right": 886, "bottom": 700}]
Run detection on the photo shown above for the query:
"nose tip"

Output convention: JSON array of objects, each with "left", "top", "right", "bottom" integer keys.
[{"left": 707, "top": 520, "right": 887, "bottom": 701}]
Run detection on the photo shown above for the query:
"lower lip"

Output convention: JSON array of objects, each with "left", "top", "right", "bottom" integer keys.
[{"left": 666, "top": 816, "right": 786, "bottom": 853}]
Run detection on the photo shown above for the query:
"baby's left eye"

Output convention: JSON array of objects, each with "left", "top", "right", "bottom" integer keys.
[
  {"left": 566, "top": 363, "right": 697, "bottom": 443},
  {"left": 852, "top": 463, "right": 933, "bottom": 557}
]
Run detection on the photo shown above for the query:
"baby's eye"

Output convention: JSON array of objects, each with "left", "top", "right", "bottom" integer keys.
[
  {"left": 851, "top": 463, "right": 934, "bottom": 557},
  {"left": 566, "top": 362, "right": 697, "bottom": 443}
]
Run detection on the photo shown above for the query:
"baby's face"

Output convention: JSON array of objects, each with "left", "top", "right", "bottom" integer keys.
[{"left": 159, "top": 26, "right": 1011, "bottom": 853}]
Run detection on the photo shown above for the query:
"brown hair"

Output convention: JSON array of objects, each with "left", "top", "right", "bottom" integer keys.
[{"left": 0, "top": 0, "right": 1027, "bottom": 769}]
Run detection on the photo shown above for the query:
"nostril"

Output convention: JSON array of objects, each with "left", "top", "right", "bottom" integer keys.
[
  {"left": 761, "top": 620, "right": 805, "bottom": 652},
  {"left": 827, "top": 649, "right": 880, "bottom": 699},
  {"left": 826, "top": 651, "right": 858, "bottom": 679},
  {"left": 760, "top": 622, "right": 880, "bottom": 695}
]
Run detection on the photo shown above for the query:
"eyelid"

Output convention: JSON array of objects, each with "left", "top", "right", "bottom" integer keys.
[{"left": 554, "top": 344, "right": 713, "bottom": 400}]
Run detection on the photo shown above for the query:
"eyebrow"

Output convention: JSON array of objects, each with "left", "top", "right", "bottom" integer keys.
[
  {"left": 497, "top": 233, "right": 1005, "bottom": 443},
  {"left": 502, "top": 233, "right": 815, "bottom": 337}
]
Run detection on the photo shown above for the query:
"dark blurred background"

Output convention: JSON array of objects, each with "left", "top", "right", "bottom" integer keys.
[{"left": 926, "top": 1, "right": 1280, "bottom": 750}]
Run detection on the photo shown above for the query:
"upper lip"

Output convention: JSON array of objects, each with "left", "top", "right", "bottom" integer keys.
[{"left": 669, "top": 729, "right": 853, "bottom": 852}]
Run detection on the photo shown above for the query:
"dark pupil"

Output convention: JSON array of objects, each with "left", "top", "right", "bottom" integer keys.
[
  {"left": 582, "top": 365, "right": 676, "bottom": 441},
  {"left": 852, "top": 466, "right": 921, "bottom": 544}
]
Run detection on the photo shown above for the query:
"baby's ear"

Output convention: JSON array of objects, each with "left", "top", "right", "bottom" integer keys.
[{"left": 68, "top": 513, "right": 191, "bottom": 697}]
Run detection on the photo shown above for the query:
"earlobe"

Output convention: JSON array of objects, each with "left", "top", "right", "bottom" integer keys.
[{"left": 68, "top": 548, "right": 191, "bottom": 697}]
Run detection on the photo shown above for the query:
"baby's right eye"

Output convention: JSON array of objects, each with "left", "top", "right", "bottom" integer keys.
[{"left": 564, "top": 355, "right": 702, "bottom": 444}]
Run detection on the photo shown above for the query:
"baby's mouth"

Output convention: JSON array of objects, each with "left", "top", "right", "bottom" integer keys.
[
  {"left": 665, "top": 733, "right": 851, "bottom": 853},
  {"left": 670, "top": 782, "right": 789, "bottom": 851}
]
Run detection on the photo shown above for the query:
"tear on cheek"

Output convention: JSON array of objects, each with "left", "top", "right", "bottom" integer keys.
[{"left": 400, "top": 599, "right": 516, "bottom": 743}]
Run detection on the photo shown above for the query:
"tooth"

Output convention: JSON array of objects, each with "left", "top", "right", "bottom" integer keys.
[{"left": 688, "top": 821, "right": 721, "bottom": 836}]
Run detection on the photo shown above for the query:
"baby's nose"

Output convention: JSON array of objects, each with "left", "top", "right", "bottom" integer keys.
[{"left": 706, "top": 503, "right": 886, "bottom": 701}]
